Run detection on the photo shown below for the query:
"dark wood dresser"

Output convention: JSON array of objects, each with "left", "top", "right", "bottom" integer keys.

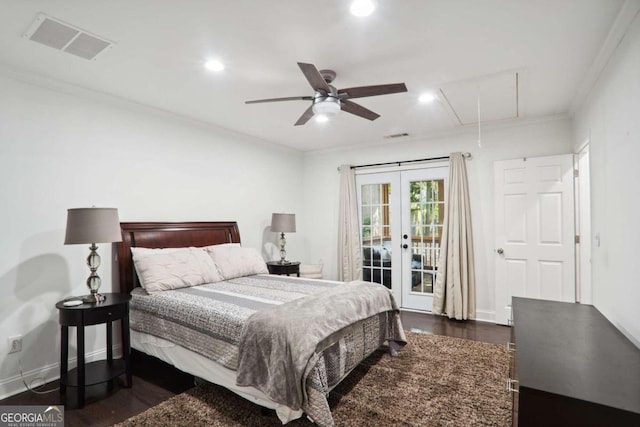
[{"left": 510, "top": 297, "right": 640, "bottom": 426}]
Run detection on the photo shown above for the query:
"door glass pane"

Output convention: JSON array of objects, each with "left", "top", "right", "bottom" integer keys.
[
  {"left": 361, "top": 185, "right": 371, "bottom": 205},
  {"left": 360, "top": 183, "right": 392, "bottom": 289},
  {"left": 409, "top": 179, "right": 444, "bottom": 294},
  {"left": 362, "top": 247, "right": 372, "bottom": 266},
  {"left": 370, "top": 206, "right": 381, "bottom": 228}
]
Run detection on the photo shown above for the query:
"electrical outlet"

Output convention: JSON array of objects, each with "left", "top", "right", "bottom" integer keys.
[{"left": 8, "top": 335, "right": 22, "bottom": 354}]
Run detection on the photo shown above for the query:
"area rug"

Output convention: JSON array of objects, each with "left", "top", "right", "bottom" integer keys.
[{"left": 114, "top": 332, "right": 511, "bottom": 426}]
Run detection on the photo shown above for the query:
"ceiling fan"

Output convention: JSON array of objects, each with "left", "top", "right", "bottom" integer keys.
[{"left": 245, "top": 62, "right": 408, "bottom": 126}]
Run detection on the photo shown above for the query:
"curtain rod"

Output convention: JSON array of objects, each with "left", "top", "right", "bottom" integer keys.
[{"left": 349, "top": 152, "right": 471, "bottom": 170}]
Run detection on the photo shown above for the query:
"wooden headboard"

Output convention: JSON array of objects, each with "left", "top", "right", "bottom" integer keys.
[{"left": 117, "top": 221, "right": 241, "bottom": 294}]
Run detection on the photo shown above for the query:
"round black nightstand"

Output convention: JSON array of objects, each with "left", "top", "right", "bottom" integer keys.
[
  {"left": 56, "top": 293, "right": 132, "bottom": 408},
  {"left": 266, "top": 261, "right": 301, "bottom": 277}
]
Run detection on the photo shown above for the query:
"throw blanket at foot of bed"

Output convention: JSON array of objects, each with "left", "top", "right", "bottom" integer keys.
[{"left": 236, "top": 280, "right": 406, "bottom": 425}]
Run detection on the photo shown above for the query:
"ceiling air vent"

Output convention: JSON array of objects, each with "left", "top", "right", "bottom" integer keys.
[
  {"left": 384, "top": 132, "right": 410, "bottom": 139},
  {"left": 23, "top": 13, "right": 113, "bottom": 60}
]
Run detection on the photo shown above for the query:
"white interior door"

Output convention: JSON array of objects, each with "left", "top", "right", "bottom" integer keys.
[{"left": 494, "top": 154, "right": 576, "bottom": 325}]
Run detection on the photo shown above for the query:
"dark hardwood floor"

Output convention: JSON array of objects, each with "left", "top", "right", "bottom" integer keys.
[
  {"left": 0, "top": 311, "right": 511, "bottom": 427},
  {"left": 400, "top": 310, "right": 511, "bottom": 345}
]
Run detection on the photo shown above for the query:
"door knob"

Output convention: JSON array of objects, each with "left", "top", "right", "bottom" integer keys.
[
  {"left": 496, "top": 248, "right": 504, "bottom": 255},
  {"left": 403, "top": 234, "right": 408, "bottom": 239},
  {"left": 402, "top": 244, "right": 409, "bottom": 249}
]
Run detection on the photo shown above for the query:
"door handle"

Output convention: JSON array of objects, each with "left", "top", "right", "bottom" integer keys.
[
  {"left": 402, "top": 244, "right": 409, "bottom": 249},
  {"left": 496, "top": 248, "right": 504, "bottom": 255},
  {"left": 403, "top": 234, "right": 408, "bottom": 239}
]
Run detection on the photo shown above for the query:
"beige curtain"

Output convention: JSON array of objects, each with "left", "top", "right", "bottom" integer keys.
[
  {"left": 432, "top": 153, "right": 476, "bottom": 319},
  {"left": 338, "top": 165, "right": 362, "bottom": 281}
]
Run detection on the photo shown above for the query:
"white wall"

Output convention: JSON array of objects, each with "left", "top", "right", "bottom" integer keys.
[
  {"left": 301, "top": 117, "right": 573, "bottom": 322},
  {"left": 572, "top": 12, "right": 640, "bottom": 346},
  {"left": 0, "top": 73, "right": 303, "bottom": 398}
]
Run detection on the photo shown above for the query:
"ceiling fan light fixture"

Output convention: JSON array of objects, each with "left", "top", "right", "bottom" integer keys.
[
  {"left": 204, "top": 59, "right": 225, "bottom": 72},
  {"left": 312, "top": 98, "right": 341, "bottom": 117},
  {"left": 419, "top": 92, "right": 436, "bottom": 103},
  {"left": 315, "top": 115, "right": 330, "bottom": 123},
  {"left": 350, "top": 0, "right": 375, "bottom": 17},
  {"left": 245, "top": 62, "right": 406, "bottom": 126}
]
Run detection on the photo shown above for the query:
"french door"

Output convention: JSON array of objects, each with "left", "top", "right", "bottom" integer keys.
[{"left": 356, "top": 167, "right": 448, "bottom": 311}]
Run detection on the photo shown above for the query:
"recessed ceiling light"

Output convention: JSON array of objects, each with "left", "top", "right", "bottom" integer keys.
[
  {"left": 419, "top": 93, "right": 436, "bottom": 103},
  {"left": 350, "top": 0, "right": 375, "bottom": 17},
  {"left": 315, "top": 114, "right": 329, "bottom": 123},
  {"left": 204, "top": 59, "right": 224, "bottom": 72}
]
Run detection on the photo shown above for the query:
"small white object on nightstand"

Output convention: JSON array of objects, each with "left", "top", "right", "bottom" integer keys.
[{"left": 63, "top": 300, "right": 83, "bottom": 307}]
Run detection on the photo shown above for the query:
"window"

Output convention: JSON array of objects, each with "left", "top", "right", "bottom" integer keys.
[
  {"left": 409, "top": 179, "right": 444, "bottom": 293},
  {"left": 361, "top": 183, "right": 392, "bottom": 289}
]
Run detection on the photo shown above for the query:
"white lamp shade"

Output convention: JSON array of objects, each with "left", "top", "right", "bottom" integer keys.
[
  {"left": 64, "top": 207, "right": 122, "bottom": 244},
  {"left": 270, "top": 213, "right": 296, "bottom": 233}
]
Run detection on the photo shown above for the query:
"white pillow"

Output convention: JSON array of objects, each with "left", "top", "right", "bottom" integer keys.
[
  {"left": 205, "top": 245, "right": 268, "bottom": 279},
  {"left": 131, "top": 244, "right": 237, "bottom": 257},
  {"left": 131, "top": 247, "right": 190, "bottom": 290},
  {"left": 300, "top": 263, "right": 323, "bottom": 279},
  {"left": 202, "top": 242, "right": 241, "bottom": 251},
  {"left": 132, "top": 247, "right": 223, "bottom": 293},
  {"left": 131, "top": 246, "right": 185, "bottom": 257}
]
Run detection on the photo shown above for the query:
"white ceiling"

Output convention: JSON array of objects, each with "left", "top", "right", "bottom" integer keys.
[{"left": 0, "top": 0, "right": 627, "bottom": 151}]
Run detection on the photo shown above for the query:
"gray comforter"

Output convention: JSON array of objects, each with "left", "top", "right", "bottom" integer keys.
[
  {"left": 129, "top": 275, "right": 405, "bottom": 426},
  {"left": 236, "top": 280, "right": 402, "bottom": 410}
]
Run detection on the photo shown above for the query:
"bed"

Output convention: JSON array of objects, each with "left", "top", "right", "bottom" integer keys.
[{"left": 116, "top": 221, "right": 406, "bottom": 426}]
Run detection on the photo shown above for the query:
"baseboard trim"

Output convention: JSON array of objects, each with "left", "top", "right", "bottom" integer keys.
[
  {"left": 401, "top": 308, "right": 496, "bottom": 324},
  {"left": 0, "top": 345, "right": 122, "bottom": 401},
  {"left": 400, "top": 307, "right": 432, "bottom": 314},
  {"left": 473, "top": 310, "right": 496, "bottom": 323}
]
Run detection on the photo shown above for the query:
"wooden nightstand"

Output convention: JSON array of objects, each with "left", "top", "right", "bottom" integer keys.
[
  {"left": 56, "top": 293, "right": 132, "bottom": 408},
  {"left": 267, "top": 261, "right": 301, "bottom": 277}
]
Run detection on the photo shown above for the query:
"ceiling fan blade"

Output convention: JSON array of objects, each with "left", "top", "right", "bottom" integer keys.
[
  {"left": 341, "top": 99, "right": 380, "bottom": 121},
  {"left": 245, "top": 96, "right": 313, "bottom": 104},
  {"left": 294, "top": 105, "right": 315, "bottom": 126},
  {"left": 297, "top": 62, "right": 332, "bottom": 93},
  {"left": 338, "top": 83, "right": 407, "bottom": 99}
]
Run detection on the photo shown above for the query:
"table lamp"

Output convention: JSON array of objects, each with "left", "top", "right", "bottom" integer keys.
[
  {"left": 64, "top": 207, "right": 122, "bottom": 302},
  {"left": 270, "top": 213, "right": 296, "bottom": 264}
]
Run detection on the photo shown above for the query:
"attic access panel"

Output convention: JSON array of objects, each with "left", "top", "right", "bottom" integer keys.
[
  {"left": 440, "top": 71, "right": 519, "bottom": 126},
  {"left": 23, "top": 13, "right": 113, "bottom": 60}
]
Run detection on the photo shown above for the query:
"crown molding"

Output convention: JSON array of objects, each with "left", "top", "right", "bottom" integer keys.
[
  {"left": 0, "top": 62, "right": 299, "bottom": 155},
  {"left": 569, "top": 0, "right": 640, "bottom": 115}
]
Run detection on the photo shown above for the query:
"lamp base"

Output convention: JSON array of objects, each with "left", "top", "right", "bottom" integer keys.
[
  {"left": 82, "top": 293, "right": 106, "bottom": 303},
  {"left": 278, "top": 232, "right": 290, "bottom": 264}
]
